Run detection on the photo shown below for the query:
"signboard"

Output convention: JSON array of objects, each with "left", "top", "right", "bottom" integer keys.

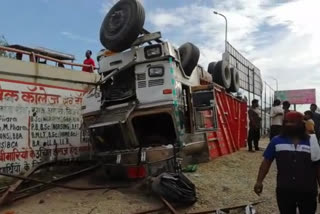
[
  {"left": 275, "top": 89, "right": 316, "bottom": 104},
  {"left": 0, "top": 79, "right": 89, "bottom": 175}
]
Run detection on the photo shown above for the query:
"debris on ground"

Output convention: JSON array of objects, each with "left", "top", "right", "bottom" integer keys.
[
  {"left": 182, "top": 164, "right": 198, "bottom": 173},
  {"left": 1, "top": 141, "right": 283, "bottom": 214},
  {"left": 187, "top": 200, "right": 264, "bottom": 214},
  {"left": 151, "top": 172, "right": 196, "bottom": 206},
  {"left": 87, "top": 207, "right": 97, "bottom": 214}
]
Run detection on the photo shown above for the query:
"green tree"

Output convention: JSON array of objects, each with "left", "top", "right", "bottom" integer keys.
[{"left": 0, "top": 35, "right": 14, "bottom": 58}]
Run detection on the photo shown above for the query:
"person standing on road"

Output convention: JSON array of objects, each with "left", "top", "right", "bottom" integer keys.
[
  {"left": 248, "top": 99, "right": 261, "bottom": 152},
  {"left": 270, "top": 99, "right": 283, "bottom": 140},
  {"left": 282, "top": 101, "right": 291, "bottom": 116},
  {"left": 82, "top": 50, "right": 95, "bottom": 73},
  {"left": 254, "top": 111, "right": 320, "bottom": 214},
  {"left": 310, "top": 104, "right": 320, "bottom": 140},
  {"left": 304, "top": 110, "right": 315, "bottom": 135}
]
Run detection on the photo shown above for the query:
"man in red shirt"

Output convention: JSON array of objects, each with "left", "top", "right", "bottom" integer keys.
[{"left": 82, "top": 50, "right": 95, "bottom": 73}]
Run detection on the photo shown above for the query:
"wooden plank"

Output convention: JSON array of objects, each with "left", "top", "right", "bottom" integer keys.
[
  {"left": 0, "top": 161, "right": 50, "bottom": 206},
  {"left": 160, "top": 196, "right": 178, "bottom": 214},
  {"left": 191, "top": 85, "right": 213, "bottom": 92}
]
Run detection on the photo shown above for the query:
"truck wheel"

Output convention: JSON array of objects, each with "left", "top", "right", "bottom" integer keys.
[
  {"left": 100, "top": 0, "right": 145, "bottom": 52},
  {"left": 229, "top": 67, "right": 240, "bottom": 92},
  {"left": 212, "top": 60, "right": 231, "bottom": 89},
  {"left": 207, "top": 62, "right": 216, "bottom": 75},
  {"left": 178, "top": 43, "right": 200, "bottom": 76}
]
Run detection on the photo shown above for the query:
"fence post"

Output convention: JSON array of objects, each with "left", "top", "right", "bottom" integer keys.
[
  {"left": 252, "top": 68, "right": 255, "bottom": 100},
  {"left": 264, "top": 81, "right": 267, "bottom": 135},
  {"left": 247, "top": 66, "right": 250, "bottom": 106},
  {"left": 269, "top": 86, "right": 272, "bottom": 131}
]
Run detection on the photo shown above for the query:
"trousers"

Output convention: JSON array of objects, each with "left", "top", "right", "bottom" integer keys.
[
  {"left": 270, "top": 125, "right": 282, "bottom": 140},
  {"left": 276, "top": 188, "right": 317, "bottom": 214},
  {"left": 248, "top": 128, "right": 260, "bottom": 151}
]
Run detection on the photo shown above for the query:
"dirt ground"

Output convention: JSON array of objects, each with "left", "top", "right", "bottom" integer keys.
[{"left": 0, "top": 139, "right": 280, "bottom": 214}]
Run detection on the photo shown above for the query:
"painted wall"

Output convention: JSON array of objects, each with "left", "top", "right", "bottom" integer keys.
[{"left": 0, "top": 57, "right": 99, "bottom": 175}]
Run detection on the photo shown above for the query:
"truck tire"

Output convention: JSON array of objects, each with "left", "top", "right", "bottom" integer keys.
[
  {"left": 212, "top": 60, "right": 231, "bottom": 89},
  {"left": 178, "top": 43, "right": 200, "bottom": 76},
  {"left": 207, "top": 62, "right": 216, "bottom": 75},
  {"left": 229, "top": 67, "right": 240, "bottom": 92},
  {"left": 100, "top": 0, "right": 145, "bottom": 52}
]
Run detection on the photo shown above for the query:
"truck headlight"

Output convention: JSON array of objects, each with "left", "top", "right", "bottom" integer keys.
[
  {"left": 148, "top": 66, "right": 164, "bottom": 77},
  {"left": 144, "top": 45, "right": 162, "bottom": 59}
]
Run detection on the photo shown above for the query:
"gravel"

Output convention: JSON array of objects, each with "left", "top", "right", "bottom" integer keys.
[{"left": 0, "top": 139, "right": 281, "bottom": 214}]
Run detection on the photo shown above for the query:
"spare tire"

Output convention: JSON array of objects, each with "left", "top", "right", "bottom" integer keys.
[
  {"left": 207, "top": 62, "right": 216, "bottom": 75},
  {"left": 212, "top": 60, "right": 231, "bottom": 88},
  {"left": 229, "top": 67, "right": 240, "bottom": 92},
  {"left": 178, "top": 43, "right": 200, "bottom": 76},
  {"left": 100, "top": 0, "right": 145, "bottom": 52}
]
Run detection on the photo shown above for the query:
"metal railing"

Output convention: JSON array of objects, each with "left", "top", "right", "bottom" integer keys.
[
  {"left": 260, "top": 81, "right": 275, "bottom": 136},
  {"left": 223, "top": 41, "right": 274, "bottom": 136},
  {"left": 0, "top": 45, "right": 98, "bottom": 71},
  {"left": 224, "top": 41, "right": 263, "bottom": 96}
]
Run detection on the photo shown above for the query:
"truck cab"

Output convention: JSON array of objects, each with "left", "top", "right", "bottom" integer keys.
[
  {"left": 82, "top": 37, "right": 213, "bottom": 176},
  {"left": 82, "top": 0, "right": 247, "bottom": 178}
]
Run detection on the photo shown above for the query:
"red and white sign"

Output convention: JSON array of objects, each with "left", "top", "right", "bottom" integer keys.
[
  {"left": 0, "top": 79, "right": 89, "bottom": 175},
  {"left": 275, "top": 89, "right": 316, "bottom": 104}
]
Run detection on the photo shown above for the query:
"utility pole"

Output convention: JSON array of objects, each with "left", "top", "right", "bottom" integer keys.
[
  {"left": 213, "top": 11, "right": 228, "bottom": 52},
  {"left": 270, "top": 76, "right": 279, "bottom": 91}
]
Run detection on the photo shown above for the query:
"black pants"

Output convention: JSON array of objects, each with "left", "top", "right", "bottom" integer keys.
[
  {"left": 276, "top": 188, "right": 317, "bottom": 214},
  {"left": 247, "top": 128, "right": 260, "bottom": 151},
  {"left": 270, "top": 125, "right": 282, "bottom": 140}
]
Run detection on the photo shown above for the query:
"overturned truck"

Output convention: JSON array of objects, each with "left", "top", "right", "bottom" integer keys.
[{"left": 82, "top": 0, "right": 248, "bottom": 178}]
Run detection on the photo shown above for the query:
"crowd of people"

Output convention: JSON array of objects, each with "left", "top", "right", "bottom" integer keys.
[
  {"left": 269, "top": 101, "right": 320, "bottom": 140},
  {"left": 248, "top": 100, "right": 320, "bottom": 152},
  {"left": 248, "top": 100, "right": 320, "bottom": 213}
]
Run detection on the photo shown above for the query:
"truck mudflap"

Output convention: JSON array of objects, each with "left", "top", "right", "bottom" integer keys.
[{"left": 89, "top": 102, "right": 135, "bottom": 128}]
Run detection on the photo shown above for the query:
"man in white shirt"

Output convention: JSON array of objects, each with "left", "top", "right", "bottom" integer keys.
[{"left": 270, "top": 99, "right": 284, "bottom": 140}]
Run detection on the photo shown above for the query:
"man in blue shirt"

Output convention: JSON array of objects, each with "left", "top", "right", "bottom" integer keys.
[{"left": 254, "top": 111, "right": 320, "bottom": 214}]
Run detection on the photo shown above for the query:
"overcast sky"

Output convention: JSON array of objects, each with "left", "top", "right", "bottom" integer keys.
[{"left": 1, "top": 0, "right": 320, "bottom": 105}]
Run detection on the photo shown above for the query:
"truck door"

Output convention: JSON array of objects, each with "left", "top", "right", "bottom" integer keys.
[{"left": 191, "top": 85, "right": 218, "bottom": 132}]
